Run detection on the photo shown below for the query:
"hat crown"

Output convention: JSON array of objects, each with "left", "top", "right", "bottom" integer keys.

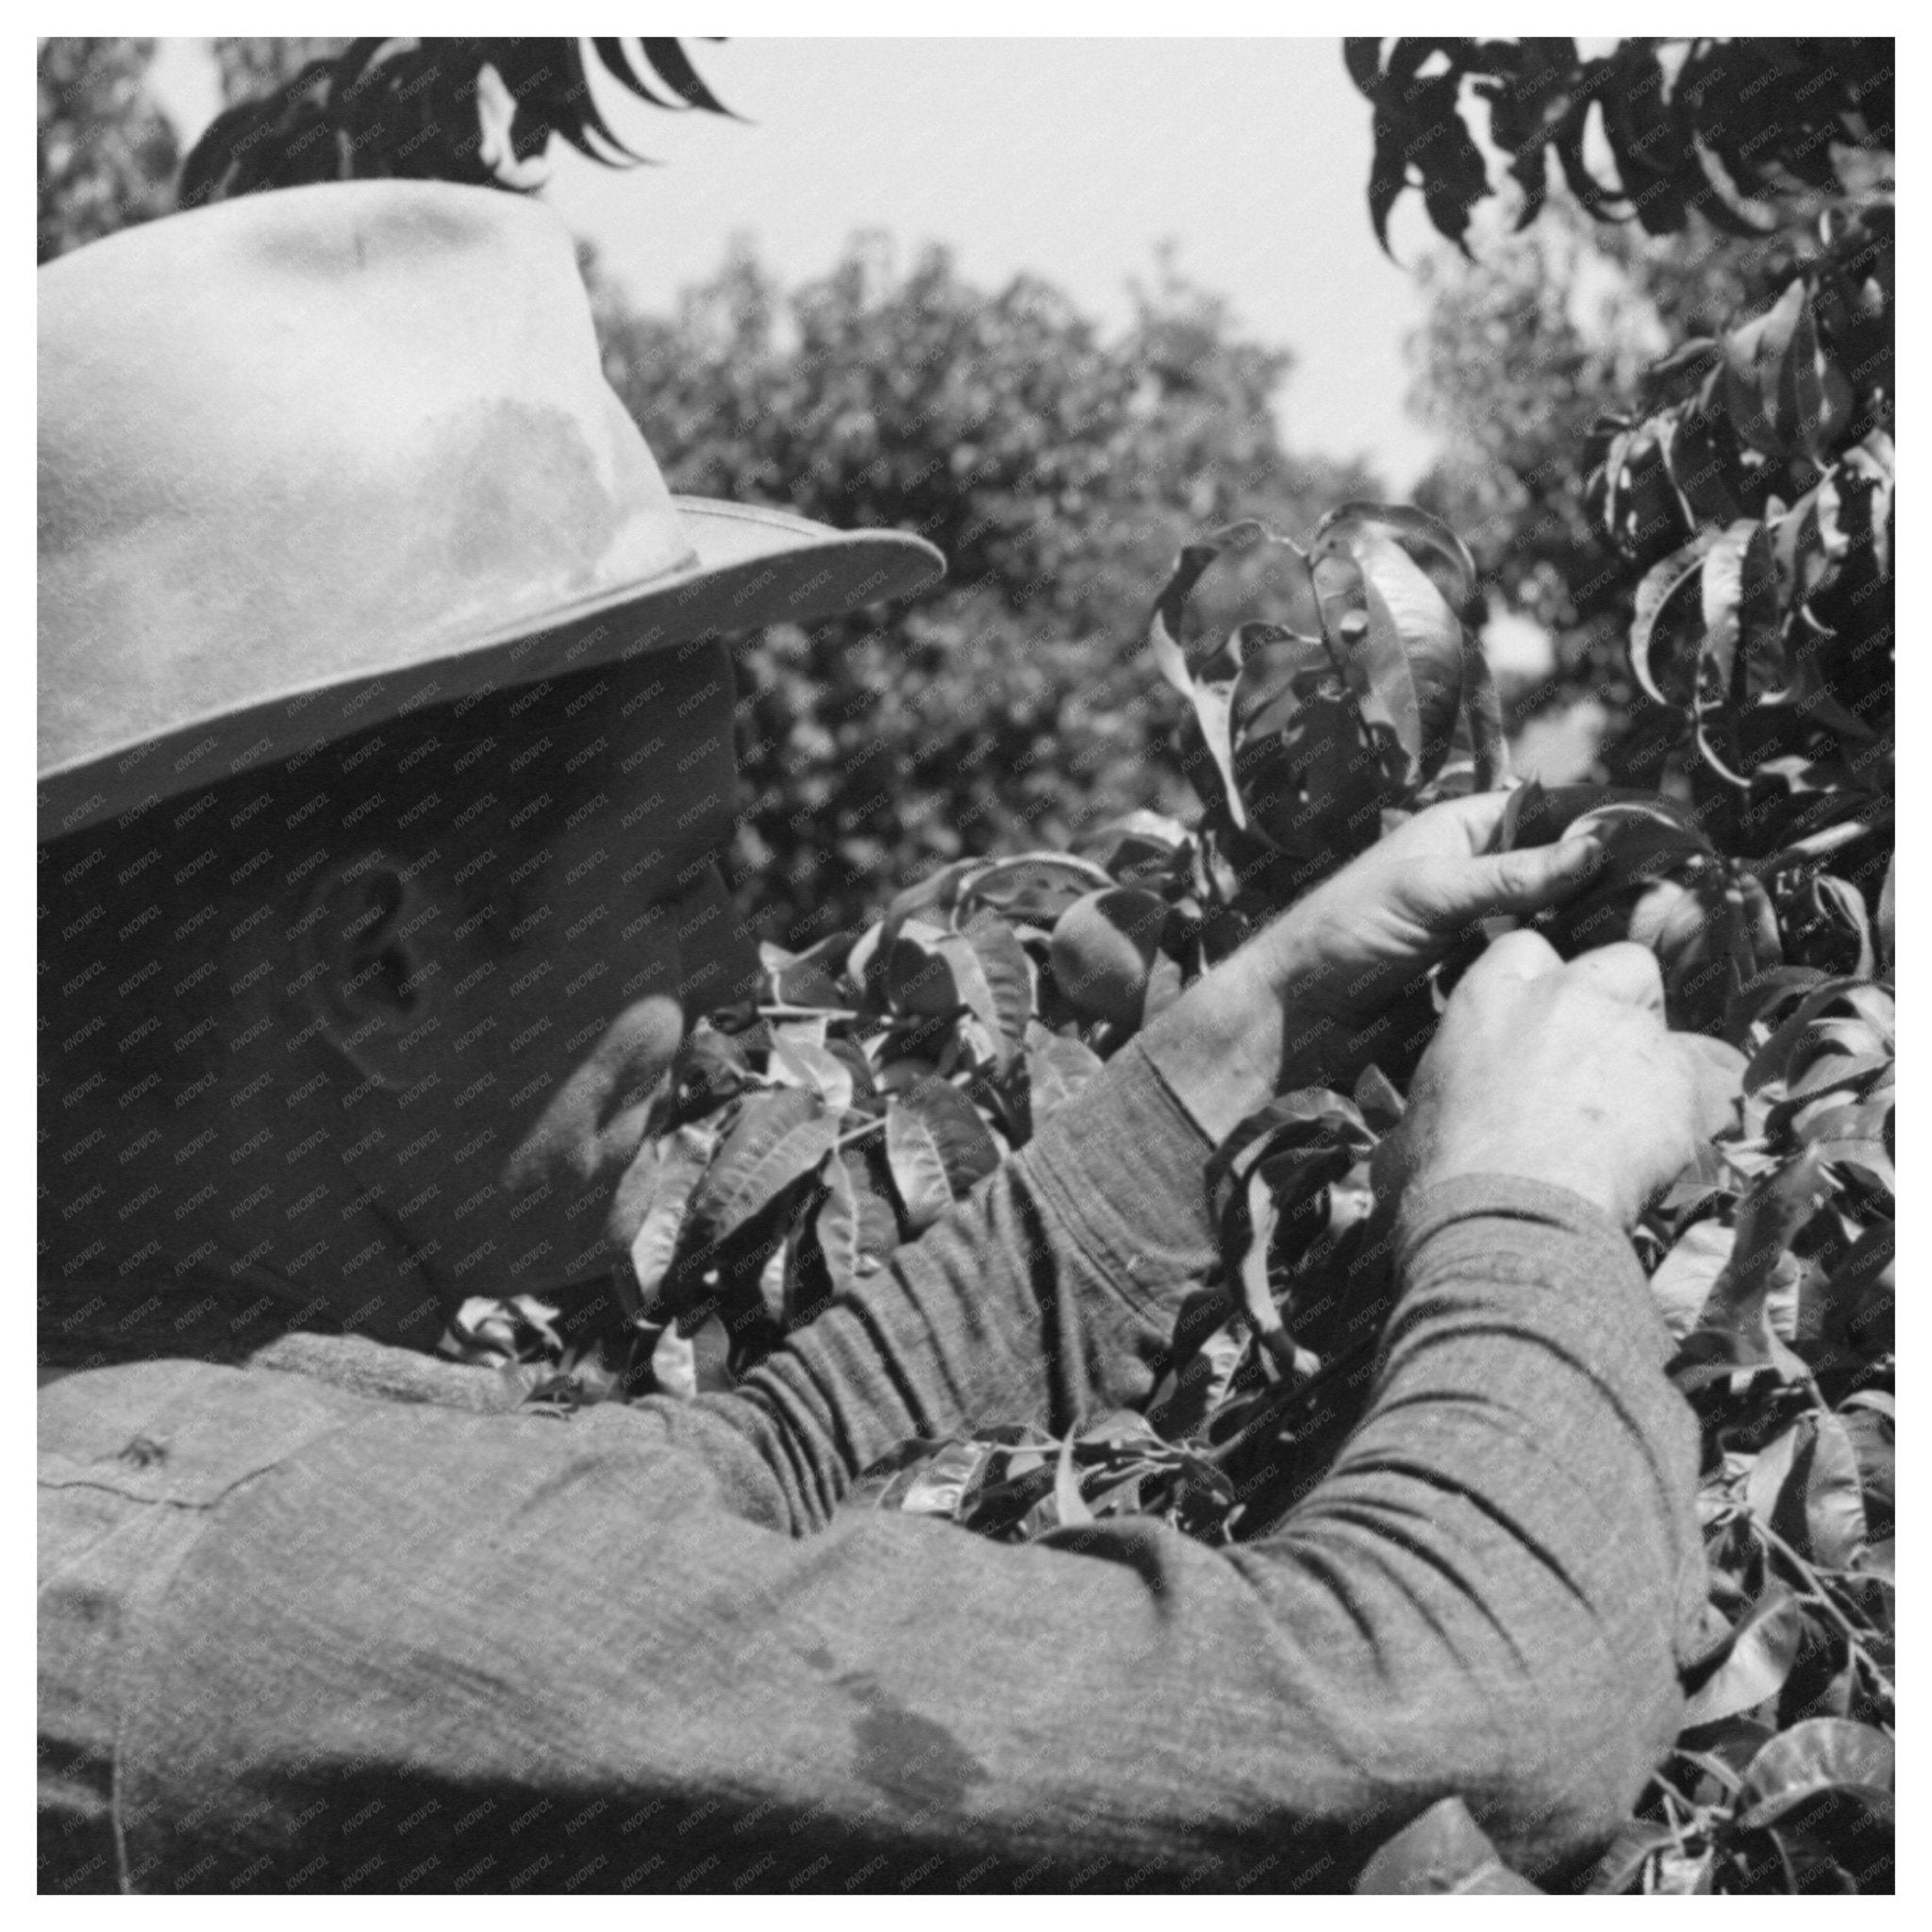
[{"left": 38, "top": 181, "right": 695, "bottom": 834}]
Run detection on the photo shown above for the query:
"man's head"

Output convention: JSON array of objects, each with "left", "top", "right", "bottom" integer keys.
[
  {"left": 41, "top": 636, "right": 753, "bottom": 1352},
  {"left": 37, "top": 179, "right": 942, "bottom": 1360}
]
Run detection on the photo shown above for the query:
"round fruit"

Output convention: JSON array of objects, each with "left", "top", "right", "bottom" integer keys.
[
  {"left": 1049, "top": 888, "right": 1169, "bottom": 1029},
  {"left": 1533, "top": 800, "right": 1776, "bottom": 1031}
]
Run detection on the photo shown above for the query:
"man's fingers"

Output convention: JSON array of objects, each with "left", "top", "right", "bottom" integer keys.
[
  {"left": 1448, "top": 835, "right": 1605, "bottom": 924},
  {"left": 1465, "top": 926, "right": 1564, "bottom": 988},
  {"left": 1568, "top": 941, "right": 1666, "bottom": 1012}
]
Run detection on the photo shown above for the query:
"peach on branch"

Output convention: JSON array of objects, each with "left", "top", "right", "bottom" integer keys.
[{"left": 1048, "top": 887, "right": 1171, "bottom": 1029}]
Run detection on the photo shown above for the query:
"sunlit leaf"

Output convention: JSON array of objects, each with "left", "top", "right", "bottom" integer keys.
[
  {"left": 1357, "top": 1796, "right": 1541, "bottom": 1893},
  {"left": 687, "top": 1088, "right": 837, "bottom": 1251},
  {"left": 1682, "top": 1586, "right": 1804, "bottom": 1725},
  {"left": 898, "top": 1075, "right": 1001, "bottom": 1198},
  {"left": 1737, "top": 1718, "right": 1893, "bottom": 1830},
  {"left": 617, "top": 1121, "right": 721, "bottom": 1320},
  {"left": 884, "top": 1099, "right": 953, "bottom": 1235}
]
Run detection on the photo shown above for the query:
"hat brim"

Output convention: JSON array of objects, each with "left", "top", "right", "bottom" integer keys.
[{"left": 38, "top": 502, "right": 943, "bottom": 843}]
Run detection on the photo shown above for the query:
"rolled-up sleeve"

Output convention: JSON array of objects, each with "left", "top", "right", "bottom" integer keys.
[{"left": 40, "top": 1045, "right": 1701, "bottom": 1893}]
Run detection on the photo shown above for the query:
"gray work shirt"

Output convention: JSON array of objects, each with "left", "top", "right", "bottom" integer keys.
[{"left": 38, "top": 1041, "right": 1706, "bottom": 1892}]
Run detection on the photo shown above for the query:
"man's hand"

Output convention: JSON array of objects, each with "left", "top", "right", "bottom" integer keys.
[
  {"left": 1249, "top": 791, "right": 1604, "bottom": 1029},
  {"left": 1381, "top": 930, "right": 1745, "bottom": 1227},
  {"left": 1141, "top": 793, "right": 1606, "bottom": 1141}
]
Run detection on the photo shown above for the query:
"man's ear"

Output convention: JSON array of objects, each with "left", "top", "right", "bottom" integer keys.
[{"left": 297, "top": 853, "right": 441, "bottom": 1088}]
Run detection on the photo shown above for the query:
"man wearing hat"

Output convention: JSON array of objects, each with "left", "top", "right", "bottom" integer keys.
[{"left": 40, "top": 181, "right": 1737, "bottom": 1892}]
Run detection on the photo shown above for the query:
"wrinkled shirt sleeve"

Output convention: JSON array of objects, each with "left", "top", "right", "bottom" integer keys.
[{"left": 39, "top": 1041, "right": 1702, "bottom": 1894}]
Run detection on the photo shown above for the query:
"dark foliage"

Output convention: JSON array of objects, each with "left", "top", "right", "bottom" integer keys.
[
  {"left": 179, "top": 37, "right": 731, "bottom": 207},
  {"left": 1345, "top": 37, "right": 1892, "bottom": 253}
]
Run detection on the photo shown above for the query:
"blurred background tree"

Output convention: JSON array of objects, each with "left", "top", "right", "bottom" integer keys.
[{"left": 38, "top": 38, "right": 178, "bottom": 261}]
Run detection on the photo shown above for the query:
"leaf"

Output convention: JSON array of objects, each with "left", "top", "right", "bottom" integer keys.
[
  {"left": 885, "top": 919, "right": 965, "bottom": 1017},
  {"left": 1681, "top": 1586, "right": 1804, "bottom": 1725},
  {"left": 1342, "top": 37, "right": 1383, "bottom": 95},
  {"left": 1745, "top": 1410, "right": 1866, "bottom": 1569},
  {"left": 758, "top": 939, "right": 846, "bottom": 1009},
  {"left": 1799, "top": 1411, "right": 1869, "bottom": 1570},
  {"left": 1737, "top": 1720, "right": 1894, "bottom": 1830},
  {"left": 649, "top": 1322, "right": 698, "bottom": 1399},
  {"left": 619, "top": 1123, "right": 721, "bottom": 1321},
  {"left": 755, "top": 1242, "right": 790, "bottom": 1324},
  {"left": 1314, "top": 536, "right": 1426, "bottom": 780},
  {"left": 1027, "top": 1031, "right": 1104, "bottom": 1127},
  {"left": 1149, "top": 527, "right": 1277, "bottom": 830},
  {"left": 1236, "top": 1168, "right": 1285, "bottom": 1341},
  {"left": 1837, "top": 1396, "right": 1892, "bottom": 1541},
  {"left": 591, "top": 36, "right": 680, "bottom": 110},
  {"left": 686, "top": 1088, "right": 838, "bottom": 1253},
  {"left": 1699, "top": 519, "right": 1784, "bottom": 717},
  {"left": 959, "top": 908, "right": 1035, "bottom": 1051},
  {"left": 899, "top": 1074, "right": 1003, "bottom": 1198},
  {"left": 1780, "top": 283, "right": 1857, "bottom": 465},
  {"left": 1356, "top": 1797, "right": 1541, "bottom": 1894},
  {"left": 896, "top": 1440, "right": 990, "bottom": 1519},
  {"left": 1649, "top": 1221, "right": 1735, "bottom": 1341},
  {"left": 809, "top": 1157, "right": 862, "bottom": 1305},
  {"left": 1630, "top": 530, "right": 1722, "bottom": 710},
  {"left": 636, "top": 38, "right": 736, "bottom": 117},
  {"left": 884, "top": 1100, "right": 953, "bottom": 1235},
  {"left": 1309, "top": 501, "right": 1479, "bottom": 607},
  {"left": 1052, "top": 1432, "right": 1094, "bottom": 1529},
  {"left": 1651, "top": 1847, "right": 1714, "bottom": 1894},
  {"left": 1586, "top": 1820, "right": 1676, "bottom": 1895},
  {"left": 810, "top": 1150, "right": 895, "bottom": 1304},
  {"left": 1685, "top": 1149, "right": 1829, "bottom": 1370},
  {"left": 1723, "top": 279, "right": 1808, "bottom": 458}
]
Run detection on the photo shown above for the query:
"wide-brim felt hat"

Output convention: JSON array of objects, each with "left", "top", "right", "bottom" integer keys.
[{"left": 38, "top": 179, "right": 945, "bottom": 841}]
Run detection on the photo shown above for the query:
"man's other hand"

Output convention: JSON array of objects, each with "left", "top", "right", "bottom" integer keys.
[
  {"left": 1382, "top": 930, "right": 1745, "bottom": 1228},
  {"left": 1141, "top": 793, "right": 1610, "bottom": 1142}
]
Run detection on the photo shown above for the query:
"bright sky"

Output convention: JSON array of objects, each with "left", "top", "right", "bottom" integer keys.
[{"left": 146, "top": 37, "right": 1448, "bottom": 488}]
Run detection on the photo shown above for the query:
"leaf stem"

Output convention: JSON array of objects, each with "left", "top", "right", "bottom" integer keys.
[{"left": 829, "top": 1118, "right": 887, "bottom": 1156}]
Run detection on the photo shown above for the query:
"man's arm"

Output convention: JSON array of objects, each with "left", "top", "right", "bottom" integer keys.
[
  {"left": 50, "top": 1137, "right": 1696, "bottom": 1893},
  {"left": 43, "top": 938, "right": 1724, "bottom": 1894}
]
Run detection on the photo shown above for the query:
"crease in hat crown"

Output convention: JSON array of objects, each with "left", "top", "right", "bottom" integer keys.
[{"left": 38, "top": 179, "right": 944, "bottom": 841}]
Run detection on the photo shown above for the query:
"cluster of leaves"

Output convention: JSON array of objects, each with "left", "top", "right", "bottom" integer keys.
[
  {"left": 1147, "top": 504, "right": 1507, "bottom": 909},
  {"left": 1345, "top": 38, "right": 1892, "bottom": 253},
  {"left": 1591, "top": 208, "right": 1893, "bottom": 862},
  {"left": 177, "top": 37, "right": 730, "bottom": 207},
  {"left": 1391, "top": 44, "right": 1892, "bottom": 790}
]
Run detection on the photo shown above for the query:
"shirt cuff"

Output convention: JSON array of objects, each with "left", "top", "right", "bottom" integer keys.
[{"left": 1392, "top": 1171, "right": 1666, "bottom": 1349}]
